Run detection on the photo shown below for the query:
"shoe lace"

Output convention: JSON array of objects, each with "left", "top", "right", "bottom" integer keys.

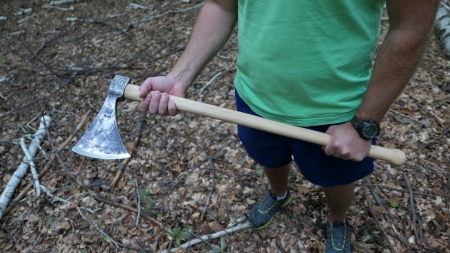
[
  {"left": 259, "top": 191, "right": 283, "bottom": 214},
  {"left": 329, "top": 224, "right": 349, "bottom": 250}
]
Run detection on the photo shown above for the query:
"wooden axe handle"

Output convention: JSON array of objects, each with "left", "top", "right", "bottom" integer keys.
[{"left": 125, "top": 84, "right": 406, "bottom": 165}]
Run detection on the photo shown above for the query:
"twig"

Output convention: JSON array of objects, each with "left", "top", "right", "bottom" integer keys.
[
  {"left": 363, "top": 178, "right": 397, "bottom": 253},
  {"left": 19, "top": 136, "right": 41, "bottom": 197},
  {"left": 41, "top": 5, "right": 74, "bottom": 11},
  {"left": 93, "top": 195, "right": 172, "bottom": 235},
  {"left": 3, "top": 113, "right": 89, "bottom": 216},
  {"left": 158, "top": 222, "right": 252, "bottom": 253},
  {"left": 162, "top": 142, "right": 230, "bottom": 195},
  {"left": 365, "top": 183, "right": 439, "bottom": 198},
  {"left": 409, "top": 95, "right": 445, "bottom": 128},
  {"left": 17, "top": 14, "right": 36, "bottom": 24},
  {"left": 227, "top": 217, "right": 247, "bottom": 228},
  {"left": 0, "top": 74, "right": 76, "bottom": 120},
  {"left": 129, "top": 3, "right": 152, "bottom": 9},
  {"left": 30, "top": 32, "right": 67, "bottom": 61},
  {"left": 0, "top": 116, "right": 51, "bottom": 220},
  {"left": 40, "top": 185, "right": 71, "bottom": 204},
  {"left": 406, "top": 159, "right": 447, "bottom": 175},
  {"left": 76, "top": 207, "right": 141, "bottom": 252},
  {"left": 365, "top": 177, "right": 408, "bottom": 244},
  {"left": 133, "top": 2, "right": 205, "bottom": 24},
  {"left": 201, "top": 157, "right": 216, "bottom": 220},
  {"left": 134, "top": 180, "right": 141, "bottom": 227},
  {"left": 404, "top": 175, "right": 422, "bottom": 245},
  {"left": 388, "top": 109, "right": 428, "bottom": 126},
  {"left": 199, "top": 72, "right": 221, "bottom": 102}
]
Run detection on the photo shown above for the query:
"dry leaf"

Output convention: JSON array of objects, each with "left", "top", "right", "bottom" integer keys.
[{"left": 209, "top": 220, "right": 224, "bottom": 232}]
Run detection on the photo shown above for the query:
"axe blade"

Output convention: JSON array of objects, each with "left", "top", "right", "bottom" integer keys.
[{"left": 72, "top": 75, "right": 131, "bottom": 159}]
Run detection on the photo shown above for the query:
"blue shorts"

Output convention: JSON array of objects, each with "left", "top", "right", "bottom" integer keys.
[{"left": 235, "top": 91, "right": 375, "bottom": 187}]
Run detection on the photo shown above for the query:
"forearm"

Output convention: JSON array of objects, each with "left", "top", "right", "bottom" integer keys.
[
  {"left": 168, "top": 0, "right": 238, "bottom": 89},
  {"left": 356, "top": 1, "right": 438, "bottom": 123},
  {"left": 356, "top": 31, "right": 429, "bottom": 122}
]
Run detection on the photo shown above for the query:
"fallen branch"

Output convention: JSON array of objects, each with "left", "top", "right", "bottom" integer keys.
[
  {"left": 133, "top": 2, "right": 205, "bottom": 24},
  {"left": 201, "top": 156, "right": 216, "bottom": 220},
  {"left": 76, "top": 206, "right": 141, "bottom": 251},
  {"left": 404, "top": 174, "right": 422, "bottom": 245},
  {"left": 158, "top": 222, "right": 252, "bottom": 253},
  {"left": 365, "top": 177, "right": 407, "bottom": 245},
  {"left": 20, "top": 134, "right": 42, "bottom": 197},
  {"left": 199, "top": 72, "right": 221, "bottom": 102},
  {"left": 93, "top": 195, "right": 172, "bottom": 235},
  {"left": 0, "top": 116, "right": 51, "bottom": 220},
  {"left": 363, "top": 178, "right": 397, "bottom": 253},
  {"left": 409, "top": 95, "right": 446, "bottom": 128},
  {"left": 3, "top": 112, "right": 89, "bottom": 216}
]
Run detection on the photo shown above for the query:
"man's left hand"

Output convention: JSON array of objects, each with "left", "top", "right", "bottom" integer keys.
[{"left": 323, "top": 122, "right": 372, "bottom": 162}]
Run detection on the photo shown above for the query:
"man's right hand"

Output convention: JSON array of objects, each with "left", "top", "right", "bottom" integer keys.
[{"left": 138, "top": 75, "right": 187, "bottom": 116}]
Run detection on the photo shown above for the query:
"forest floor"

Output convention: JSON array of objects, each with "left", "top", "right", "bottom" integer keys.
[{"left": 0, "top": 1, "right": 449, "bottom": 252}]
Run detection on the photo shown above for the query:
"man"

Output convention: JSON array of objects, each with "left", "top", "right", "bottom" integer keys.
[{"left": 139, "top": 1, "right": 438, "bottom": 252}]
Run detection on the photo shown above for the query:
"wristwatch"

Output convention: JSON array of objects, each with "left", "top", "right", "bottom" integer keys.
[{"left": 350, "top": 116, "right": 380, "bottom": 140}]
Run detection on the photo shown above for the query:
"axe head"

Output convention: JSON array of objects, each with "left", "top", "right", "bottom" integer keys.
[{"left": 72, "top": 75, "right": 131, "bottom": 159}]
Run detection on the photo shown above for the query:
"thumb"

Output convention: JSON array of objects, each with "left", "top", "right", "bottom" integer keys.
[{"left": 139, "top": 78, "right": 155, "bottom": 98}]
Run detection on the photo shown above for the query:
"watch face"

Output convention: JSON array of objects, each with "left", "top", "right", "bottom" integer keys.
[{"left": 362, "top": 123, "right": 379, "bottom": 139}]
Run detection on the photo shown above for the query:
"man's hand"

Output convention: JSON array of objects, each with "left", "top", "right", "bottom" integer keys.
[
  {"left": 138, "top": 76, "right": 186, "bottom": 116},
  {"left": 323, "top": 122, "right": 372, "bottom": 162}
]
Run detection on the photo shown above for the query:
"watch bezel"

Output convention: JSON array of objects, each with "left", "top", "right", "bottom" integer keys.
[{"left": 351, "top": 116, "right": 380, "bottom": 140}]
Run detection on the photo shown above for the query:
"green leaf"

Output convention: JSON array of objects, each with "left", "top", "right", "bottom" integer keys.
[
  {"left": 117, "top": 109, "right": 122, "bottom": 117},
  {"left": 157, "top": 213, "right": 163, "bottom": 220},
  {"left": 81, "top": 249, "right": 87, "bottom": 253},
  {"left": 0, "top": 57, "right": 5, "bottom": 63},
  {"left": 255, "top": 168, "right": 263, "bottom": 174},
  {"left": 53, "top": 84, "right": 60, "bottom": 91},
  {"left": 181, "top": 232, "right": 189, "bottom": 240},
  {"left": 389, "top": 201, "right": 398, "bottom": 208},
  {"left": 139, "top": 189, "right": 151, "bottom": 199},
  {"left": 172, "top": 227, "right": 181, "bottom": 236},
  {"left": 147, "top": 201, "right": 155, "bottom": 208}
]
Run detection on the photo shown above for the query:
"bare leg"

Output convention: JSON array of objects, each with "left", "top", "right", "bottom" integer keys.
[
  {"left": 264, "top": 163, "right": 291, "bottom": 197},
  {"left": 322, "top": 182, "right": 356, "bottom": 223}
]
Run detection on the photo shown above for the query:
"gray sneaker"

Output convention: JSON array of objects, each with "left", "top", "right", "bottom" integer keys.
[
  {"left": 250, "top": 189, "right": 292, "bottom": 230},
  {"left": 325, "top": 220, "right": 351, "bottom": 252}
]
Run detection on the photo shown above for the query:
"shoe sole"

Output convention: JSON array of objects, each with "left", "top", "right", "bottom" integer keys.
[{"left": 254, "top": 195, "right": 292, "bottom": 230}]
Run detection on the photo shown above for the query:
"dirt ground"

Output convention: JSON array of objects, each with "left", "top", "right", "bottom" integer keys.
[{"left": 0, "top": 1, "right": 449, "bottom": 252}]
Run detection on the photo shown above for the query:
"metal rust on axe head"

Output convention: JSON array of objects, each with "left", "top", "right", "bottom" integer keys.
[{"left": 72, "top": 75, "right": 131, "bottom": 159}]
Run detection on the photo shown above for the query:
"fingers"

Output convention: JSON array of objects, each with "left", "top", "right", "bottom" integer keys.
[
  {"left": 140, "top": 91, "right": 178, "bottom": 116},
  {"left": 139, "top": 78, "right": 152, "bottom": 98},
  {"left": 323, "top": 124, "right": 369, "bottom": 161},
  {"left": 139, "top": 93, "right": 151, "bottom": 111}
]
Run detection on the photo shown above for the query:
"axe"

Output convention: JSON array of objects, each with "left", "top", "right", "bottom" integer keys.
[{"left": 72, "top": 75, "right": 407, "bottom": 165}]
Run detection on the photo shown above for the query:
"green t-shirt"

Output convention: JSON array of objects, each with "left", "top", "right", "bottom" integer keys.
[{"left": 234, "top": 0, "right": 385, "bottom": 126}]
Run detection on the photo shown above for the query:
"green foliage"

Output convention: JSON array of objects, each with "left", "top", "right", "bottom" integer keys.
[
  {"left": 172, "top": 226, "right": 191, "bottom": 247},
  {"left": 389, "top": 200, "right": 399, "bottom": 208},
  {"left": 139, "top": 189, "right": 155, "bottom": 214},
  {"left": 0, "top": 57, "right": 5, "bottom": 63},
  {"left": 139, "top": 189, "right": 151, "bottom": 199}
]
